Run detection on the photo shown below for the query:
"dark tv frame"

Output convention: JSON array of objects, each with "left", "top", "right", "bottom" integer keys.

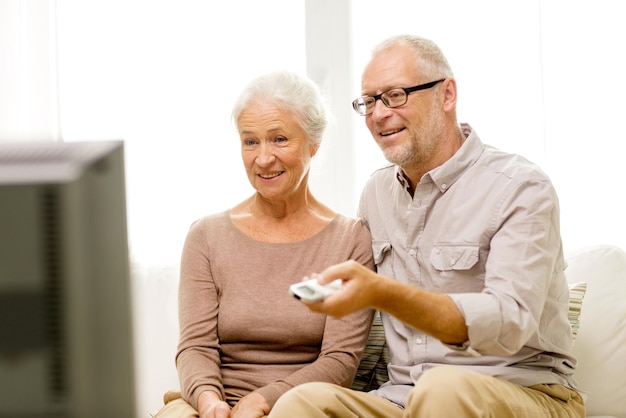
[{"left": 0, "top": 140, "right": 136, "bottom": 418}]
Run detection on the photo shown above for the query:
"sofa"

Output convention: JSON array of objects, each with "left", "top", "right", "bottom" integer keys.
[
  {"left": 352, "top": 245, "right": 626, "bottom": 418},
  {"left": 148, "top": 245, "right": 626, "bottom": 417},
  {"left": 564, "top": 245, "right": 626, "bottom": 418}
]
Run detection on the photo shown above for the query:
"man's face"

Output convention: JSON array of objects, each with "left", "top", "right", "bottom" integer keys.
[{"left": 360, "top": 45, "right": 444, "bottom": 169}]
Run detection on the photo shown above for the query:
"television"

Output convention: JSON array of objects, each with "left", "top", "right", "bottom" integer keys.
[{"left": 0, "top": 140, "right": 136, "bottom": 417}]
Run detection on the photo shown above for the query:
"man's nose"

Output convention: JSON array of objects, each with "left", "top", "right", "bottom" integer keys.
[{"left": 370, "top": 98, "right": 392, "bottom": 120}]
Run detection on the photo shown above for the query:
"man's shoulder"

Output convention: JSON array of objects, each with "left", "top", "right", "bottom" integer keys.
[
  {"left": 479, "top": 145, "right": 551, "bottom": 183},
  {"left": 330, "top": 213, "right": 369, "bottom": 232},
  {"left": 371, "top": 163, "right": 396, "bottom": 175},
  {"left": 360, "top": 164, "right": 400, "bottom": 199},
  {"left": 366, "top": 164, "right": 397, "bottom": 183}
]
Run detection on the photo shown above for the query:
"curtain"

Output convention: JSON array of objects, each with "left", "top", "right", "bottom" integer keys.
[{"left": 0, "top": 0, "right": 60, "bottom": 142}]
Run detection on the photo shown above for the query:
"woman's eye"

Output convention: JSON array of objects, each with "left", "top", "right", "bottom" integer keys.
[
  {"left": 275, "top": 136, "right": 288, "bottom": 143},
  {"left": 243, "top": 139, "right": 257, "bottom": 146}
]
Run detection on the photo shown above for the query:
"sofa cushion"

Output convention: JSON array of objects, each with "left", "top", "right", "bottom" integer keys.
[
  {"left": 568, "top": 282, "right": 587, "bottom": 340},
  {"left": 565, "top": 245, "right": 626, "bottom": 418},
  {"left": 351, "top": 311, "right": 389, "bottom": 392}
]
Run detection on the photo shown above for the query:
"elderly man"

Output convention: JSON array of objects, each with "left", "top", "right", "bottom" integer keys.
[{"left": 268, "top": 34, "right": 585, "bottom": 418}]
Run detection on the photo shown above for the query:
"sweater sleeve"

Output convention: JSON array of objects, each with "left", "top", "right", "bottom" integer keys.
[
  {"left": 175, "top": 218, "right": 224, "bottom": 410},
  {"left": 254, "top": 218, "right": 376, "bottom": 407}
]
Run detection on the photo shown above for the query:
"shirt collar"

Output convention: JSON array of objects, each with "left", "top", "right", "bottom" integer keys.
[{"left": 394, "top": 123, "right": 484, "bottom": 193}]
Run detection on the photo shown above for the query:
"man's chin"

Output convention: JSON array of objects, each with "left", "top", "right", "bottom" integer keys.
[{"left": 381, "top": 147, "right": 407, "bottom": 166}]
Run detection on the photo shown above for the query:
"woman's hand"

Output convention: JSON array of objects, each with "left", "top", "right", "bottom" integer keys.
[
  {"left": 230, "top": 392, "right": 270, "bottom": 418},
  {"left": 198, "top": 390, "right": 232, "bottom": 418}
]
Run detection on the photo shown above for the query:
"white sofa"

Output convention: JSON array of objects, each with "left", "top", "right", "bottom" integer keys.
[{"left": 564, "top": 245, "right": 626, "bottom": 418}]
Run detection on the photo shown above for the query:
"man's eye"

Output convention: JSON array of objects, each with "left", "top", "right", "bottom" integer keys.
[{"left": 243, "top": 139, "right": 257, "bottom": 146}]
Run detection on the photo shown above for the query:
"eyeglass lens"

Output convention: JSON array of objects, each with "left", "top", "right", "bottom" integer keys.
[{"left": 353, "top": 90, "right": 406, "bottom": 115}]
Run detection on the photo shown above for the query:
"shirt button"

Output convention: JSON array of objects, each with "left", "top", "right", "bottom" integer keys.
[
  {"left": 408, "top": 249, "right": 416, "bottom": 256},
  {"left": 415, "top": 338, "right": 423, "bottom": 345},
  {"left": 442, "top": 183, "right": 447, "bottom": 189}
]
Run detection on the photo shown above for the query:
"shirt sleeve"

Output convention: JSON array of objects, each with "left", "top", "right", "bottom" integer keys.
[{"left": 447, "top": 177, "right": 566, "bottom": 356}]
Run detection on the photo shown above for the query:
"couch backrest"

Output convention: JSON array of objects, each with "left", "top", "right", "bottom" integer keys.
[{"left": 565, "top": 245, "right": 626, "bottom": 418}]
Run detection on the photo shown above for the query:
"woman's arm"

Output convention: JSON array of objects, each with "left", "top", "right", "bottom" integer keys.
[{"left": 176, "top": 218, "right": 225, "bottom": 410}]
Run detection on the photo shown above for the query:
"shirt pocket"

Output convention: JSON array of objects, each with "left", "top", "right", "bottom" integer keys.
[
  {"left": 372, "top": 240, "right": 394, "bottom": 277},
  {"left": 430, "top": 244, "right": 479, "bottom": 271},
  {"left": 429, "top": 244, "right": 482, "bottom": 292}
]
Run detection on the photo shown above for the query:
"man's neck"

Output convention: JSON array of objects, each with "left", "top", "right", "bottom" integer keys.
[{"left": 402, "top": 126, "right": 466, "bottom": 194}]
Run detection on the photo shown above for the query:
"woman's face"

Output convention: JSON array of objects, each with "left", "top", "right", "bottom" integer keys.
[{"left": 237, "top": 101, "right": 318, "bottom": 202}]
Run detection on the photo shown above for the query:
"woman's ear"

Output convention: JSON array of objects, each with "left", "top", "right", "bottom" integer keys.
[{"left": 310, "top": 143, "right": 320, "bottom": 157}]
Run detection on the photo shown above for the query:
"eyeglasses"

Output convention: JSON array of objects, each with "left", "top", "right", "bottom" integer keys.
[{"left": 351, "top": 79, "right": 445, "bottom": 116}]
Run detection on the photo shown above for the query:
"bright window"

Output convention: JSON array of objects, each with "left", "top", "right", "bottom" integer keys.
[{"left": 56, "top": 0, "right": 307, "bottom": 265}]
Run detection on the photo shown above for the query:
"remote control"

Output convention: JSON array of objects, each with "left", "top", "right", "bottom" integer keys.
[{"left": 289, "top": 278, "right": 342, "bottom": 303}]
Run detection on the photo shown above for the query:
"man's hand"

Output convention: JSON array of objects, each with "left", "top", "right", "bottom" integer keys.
[
  {"left": 230, "top": 392, "right": 270, "bottom": 418},
  {"left": 306, "top": 260, "right": 385, "bottom": 317},
  {"left": 306, "top": 260, "right": 469, "bottom": 345}
]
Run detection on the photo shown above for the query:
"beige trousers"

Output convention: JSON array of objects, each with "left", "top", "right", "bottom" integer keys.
[
  {"left": 268, "top": 366, "right": 585, "bottom": 418},
  {"left": 154, "top": 390, "right": 269, "bottom": 418}
]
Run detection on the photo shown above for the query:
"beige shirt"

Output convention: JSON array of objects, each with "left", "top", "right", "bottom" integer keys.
[
  {"left": 359, "top": 124, "right": 579, "bottom": 406},
  {"left": 176, "top": 211, "right": 375, "bottom": 409}
]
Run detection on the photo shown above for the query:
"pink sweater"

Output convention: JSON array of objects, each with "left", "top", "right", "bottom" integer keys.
[{"left": 176, "top": 211, "right": 375, "bottom": 409}]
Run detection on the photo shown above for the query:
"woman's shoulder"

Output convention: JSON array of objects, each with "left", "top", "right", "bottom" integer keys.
[
  {"left": 326, "top": 213, "right": 370, "bottom": 238},
  {"left": 187, "top": 210, "right": 233, "bottom": 236},
  {"left": 332, "top": 213, "right": 365, "bottom": 226}
]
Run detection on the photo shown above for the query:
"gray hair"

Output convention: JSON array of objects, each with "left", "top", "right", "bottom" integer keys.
[
  {"left": 372, "top": 34, "right": 454, "bottom": 81},
  {"left": 231, "top": 71, "right": 328, "bottom": 146}
]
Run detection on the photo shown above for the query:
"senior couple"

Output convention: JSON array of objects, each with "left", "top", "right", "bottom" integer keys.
[{"left": 154, "top": 34, "right": 585, "bottom": 418}]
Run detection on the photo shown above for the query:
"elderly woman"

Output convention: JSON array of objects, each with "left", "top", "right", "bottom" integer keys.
[{"left": 155, "top": 71, "right": 374, "bottom": 418}]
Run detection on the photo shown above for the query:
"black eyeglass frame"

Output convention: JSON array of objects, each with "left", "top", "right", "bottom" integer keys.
[{"left": 352, "top": 78, "right": 446, "bottom": 116}]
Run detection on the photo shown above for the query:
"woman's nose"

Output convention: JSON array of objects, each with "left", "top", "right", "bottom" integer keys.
[{"left": 256, "top": 143, "right": 276, "bottom": 166}]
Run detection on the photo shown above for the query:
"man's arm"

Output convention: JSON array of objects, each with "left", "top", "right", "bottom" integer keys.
[{"left": 307, "top": 260, "right": 468, "bottom": 345}]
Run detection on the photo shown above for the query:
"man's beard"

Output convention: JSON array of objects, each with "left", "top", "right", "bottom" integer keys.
[{"left": 382, "top": 106, "right": 445, "bottom": 168}]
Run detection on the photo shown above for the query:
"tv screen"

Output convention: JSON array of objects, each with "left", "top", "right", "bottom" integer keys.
[{"left": 0, "top": 140, "right": 136, "bottom": 418}]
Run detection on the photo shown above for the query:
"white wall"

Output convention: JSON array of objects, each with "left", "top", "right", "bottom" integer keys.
[
  {"left": 540, "top": 1, "right": 626, "bottom": 253},
  {"left": 0, "top": 0, "right": 61, "bottom": 141},
  {"left": 342, "top": 0, "right": 626, "bottom": 253}
]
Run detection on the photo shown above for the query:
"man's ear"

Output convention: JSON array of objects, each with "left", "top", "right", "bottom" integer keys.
[{"left": 441, "top": 78, "right": 458, "bottom": 112}]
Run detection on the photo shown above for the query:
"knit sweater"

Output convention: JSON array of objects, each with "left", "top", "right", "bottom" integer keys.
[{"left": 176, "top": 211, "right": 375, "bottom": 409}]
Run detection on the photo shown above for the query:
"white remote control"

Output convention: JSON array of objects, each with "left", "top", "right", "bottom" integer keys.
[{"left": 289, "top": 278, "right": 342, "bottom": 303}]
